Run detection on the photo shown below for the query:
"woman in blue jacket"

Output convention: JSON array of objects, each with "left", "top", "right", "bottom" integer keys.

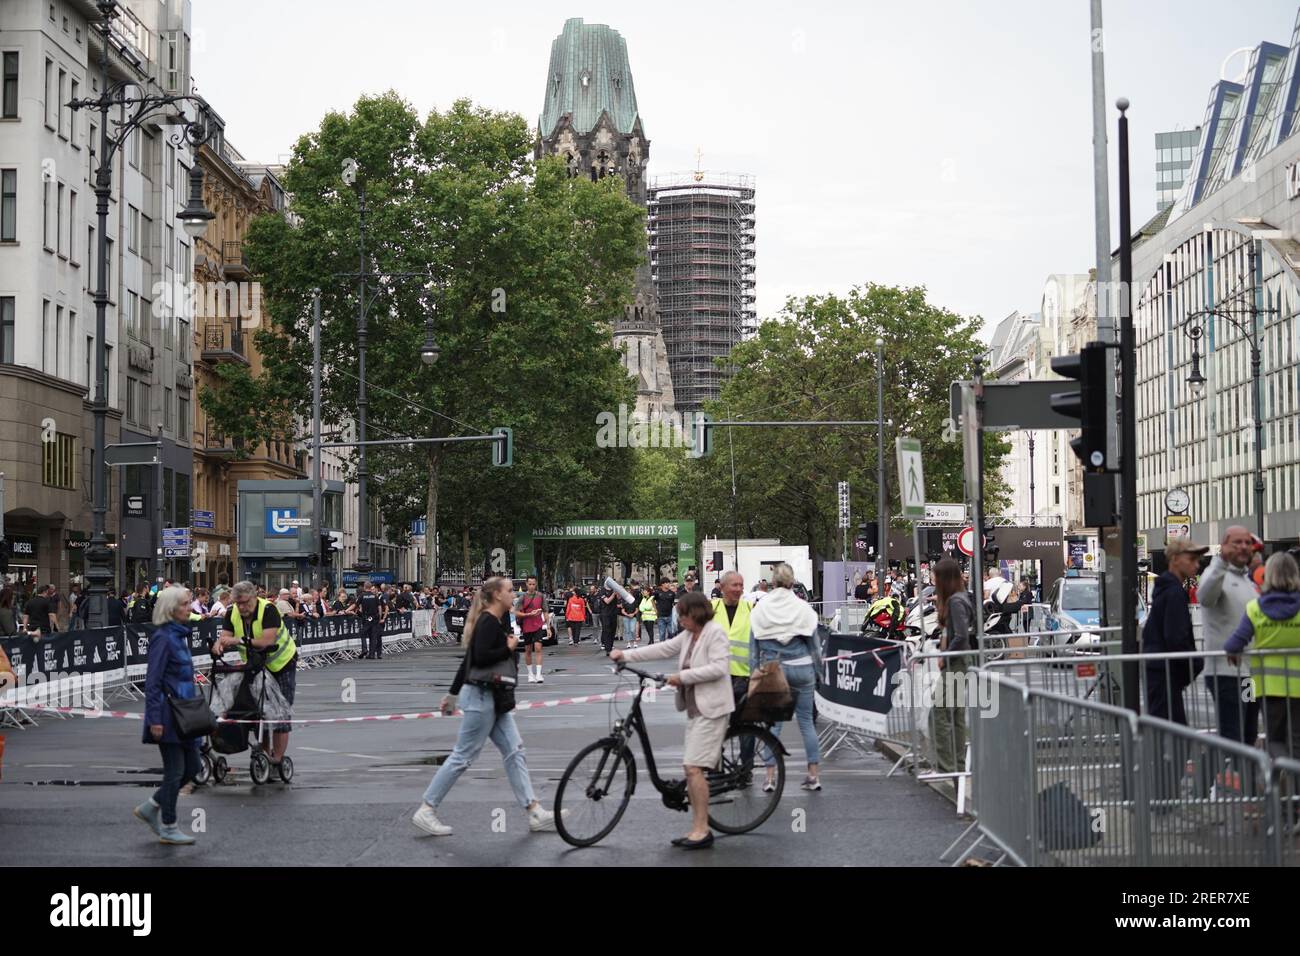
[{"left": 134, "top": 586, "right": 202, "bottom": 845}]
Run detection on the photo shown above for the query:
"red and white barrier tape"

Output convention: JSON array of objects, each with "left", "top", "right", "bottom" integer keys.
[{"left": 13, "top": 685, "right": 664, "bottom": 725}]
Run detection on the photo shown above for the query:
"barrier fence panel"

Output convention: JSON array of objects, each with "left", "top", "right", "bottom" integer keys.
[
  {"left": 1137, "top": 714, "right": 1274, "bottom": 867},
  {"left": 1271, "top": 757, "right": 1300, "bottom": 866},
  {"left": 969, "top": 674, "right": 1033, "bottom": 865},
  {"left": 1024, "top": 686, "right": 1144, "bottom": 867}
]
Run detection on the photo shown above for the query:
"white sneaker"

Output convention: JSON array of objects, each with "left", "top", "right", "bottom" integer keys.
[
  {"left": 526, "top": 672, "right": 536, "bottom": 684},
  {"left": 412, "top": 804, "right": 452, "bottom": 836},
  {"left": 528, "top": 806, "right": 565, "bottom": 832},
  {"left": 536, "top": 672, "right": 544, "bottom": 684}
]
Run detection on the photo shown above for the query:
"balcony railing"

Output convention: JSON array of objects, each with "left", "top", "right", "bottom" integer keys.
[
  {"left": 201, "top": 323, "right": 249, "bottom": 365},
  {"left": 222, "top": 240, "right": 251, "bottom": 278}
]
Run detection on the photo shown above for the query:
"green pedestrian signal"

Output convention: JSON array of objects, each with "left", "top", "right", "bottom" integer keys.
[{"left": 492, "top": 427, "right": 513, "bottom": 467}]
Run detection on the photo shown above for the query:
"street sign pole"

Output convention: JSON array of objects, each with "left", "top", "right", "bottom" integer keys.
[{"left": 154, "top": 423, "right": 164, "bottom": 585}]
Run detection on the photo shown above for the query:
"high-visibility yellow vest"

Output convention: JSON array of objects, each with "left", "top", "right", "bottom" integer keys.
[
  {"left": 640, "top": 595, "right": 657, "bottom": 622},
  {"left": 712, "top": 598, "right": 751, "bottom": 678},
  {"left": 230, "top": 597, "right": 297, "bottom": 674},
  {"left": 1245, "top": 600, "right": 1300, "bottom": 698}
]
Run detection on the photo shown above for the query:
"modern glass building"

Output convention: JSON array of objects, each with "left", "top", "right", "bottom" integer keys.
[
  {"left": 1133, "top": 6, "right": 1300, "bottom": 547},
  {"left": 1155, "top": 128, "right": 1201, "bottom": 212}
]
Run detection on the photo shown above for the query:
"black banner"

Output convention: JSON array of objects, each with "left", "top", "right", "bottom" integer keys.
[
  {"left": 814, "top": 631, "right": 904, "bottom": 735},
  {"left": 1, "top": 626, "right": 128, "bottom": 680}
]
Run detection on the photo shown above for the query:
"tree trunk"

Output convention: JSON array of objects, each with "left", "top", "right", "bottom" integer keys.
[{"left": 422, "top": 448, "right": 440, "bottom": 587}]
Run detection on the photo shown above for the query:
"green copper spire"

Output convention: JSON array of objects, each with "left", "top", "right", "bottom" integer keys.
[{"left": 539, "top": 18, "right": 643, "bottom": 138}]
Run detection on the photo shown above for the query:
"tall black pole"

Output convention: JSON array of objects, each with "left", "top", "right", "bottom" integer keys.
[
  {"left": 1250, "top": 239, "right": 1266, "bottom": 542},
  {"left": 876, "top": 337, "right": 887, "bottom": 574},
  {"left": 1028, "top": 433, "right": 1036, "bottom": 516},
  {"left": 355, "top": 183, "right": 371, "bottom": 576},
  {"left": 83, "top": 27, "right": 114, "bottom": 628},
  {"left": 1118, "top": 98, "right": 1140, "bottom": 714}
]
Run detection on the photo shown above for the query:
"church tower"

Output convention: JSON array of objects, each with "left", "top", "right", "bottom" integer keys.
[{"left": 536, "top": 18, "right": 677, "bottom": 421}]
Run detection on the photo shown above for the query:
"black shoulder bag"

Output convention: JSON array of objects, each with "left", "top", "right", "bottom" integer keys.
[{"left": 167, "top": 693, "right": 216, "bottom": 740}]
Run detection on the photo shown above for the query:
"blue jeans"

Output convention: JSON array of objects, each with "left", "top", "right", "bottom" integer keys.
[
  {"left": 421, "top": 683, "right": 536, "bottom": 810},
  {"left": 623, "top": 616, "right": 637, "bottom": 643},
  {"left": 154, "top": 741, "right": 201, "bottom": 826},
  {"left": 657, "top": 618, "right": 672, "bottom": 644},
  {"left": 754, "top": 639, "right": 821, "bottom": 767}
]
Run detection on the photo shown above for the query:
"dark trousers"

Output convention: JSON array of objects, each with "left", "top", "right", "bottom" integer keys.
[
  {"left": 642, "top": 620, "right": 656, "bottom": 643},
  {"left": 363, "top": 617, "right": 383, "bottom": 658},
  {"left": 154, "top": 742, "right": 200, "bottom": 826},
  {"left": 1145, "top": 666, "right": 1188, "bottom": 725},
  {"left": 600, "top": 616, "right": 617, "bottom": 653},
  {"left": 1262, "top": 696, "right": 1300, "bottom": 759},
  {"left": 1207, "top": 674, "right": 1260, "bottom": 746},
  {"left": 568, "top": 622, "right": 583, "bottom": 643}
]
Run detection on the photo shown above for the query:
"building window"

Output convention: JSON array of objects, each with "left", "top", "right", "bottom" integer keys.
[
  {"left": 178, "top": 393, "right": 189, "bottom": 441},
  {"left": 125, "top": 375, "right": 137, "bottom": 422},
  {"left": 175, "top": 472, "right": 189, "bottom": 527},
  {"left": 164, "top": 223, "right": 173, "bottom": 268},
  {"left": 0, "top": 296, "right": 13, "bottom": 363},
  {"left": 56, "top": 181, "right": 64, "bottom": 255},
  {"left": 69, "top": 78, "right": 78, "bottom": 147},
  {"left": 55, "top": 303, "right": 62, "bottom": 378},
  {"left": 165, "top": 143, "right": 174, "bottom": 188},
  {"left": 56, "top": 68, "right": 65, "bottom": 138},
  {"left": 42, "top": 299, "right": 49, "bottom": 372},
  {"left": 127, "top": 204, "right": 138, "bottom": 253},
  {"left": 128, "top": 129, "right": 140, "bottom": 168},
  {"left": 2, "top": 52, "right": 17, "bottom": 119},
  {"left": 140, "top": 213, "right": 151, "bottom": 263},
  {"left": 43, "top": 432, "right": 76, "bottom": 489},
  {"left": 44, "top": 58, "right": 53, "bottom": 129},
  {"left": 163, "top": 386, "right": 173, "bottom": 432},
  {"left": 42, "top": 179, "right": 50, "bottom": 249},
  {"left": 1, "top": 168, "right": 14, "bottom": 240},
  {"left": 68, "top": 189, "right": 77, "bottom": 262},
  {"left": 85, "top": 332, "right": 91, "bottom": 388}
]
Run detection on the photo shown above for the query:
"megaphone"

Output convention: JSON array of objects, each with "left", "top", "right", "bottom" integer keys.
[{"left": 604, "top": 576, "right": 634, "bottom": 604}]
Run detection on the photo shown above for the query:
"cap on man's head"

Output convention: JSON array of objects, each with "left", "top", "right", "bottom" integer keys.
[{"left": 1166, "top": 538, "right": 1210, "bottom": 560}]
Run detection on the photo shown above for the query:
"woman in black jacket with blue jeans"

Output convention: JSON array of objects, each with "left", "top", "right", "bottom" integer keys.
[{"left": 134, "top": 586, "right": 201, "bottom": 846}]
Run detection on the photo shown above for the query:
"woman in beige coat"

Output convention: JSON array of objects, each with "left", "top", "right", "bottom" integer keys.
[{"left": 612, "top": 591, "right": 733, "bottom": 849}]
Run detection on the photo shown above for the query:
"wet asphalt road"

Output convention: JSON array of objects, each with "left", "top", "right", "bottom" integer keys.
[{"left": 0, "top": 632, "right": 967, "bottom": 866}]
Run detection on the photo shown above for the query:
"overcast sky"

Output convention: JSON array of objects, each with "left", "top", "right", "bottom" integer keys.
[{"left": 191, "top": 0, "right": 1299, "bottom": 337}]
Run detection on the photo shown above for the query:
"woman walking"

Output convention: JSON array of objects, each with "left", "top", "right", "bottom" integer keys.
[
  {"left": 612, "top": 591, "right": 733, "bottom": 849},
  {"left": 134, "top": 586, "right": 202, "bottom": 846},
  {"left": 931, "top": 558, "right": 974, "bottom": 774},
  {"left": 750, "top": 562, "right": 823, "bottom": 791},
  {"left": 564, "top": 588, "right": 588, "bottom": 645},
  {"left": 412, "top": 576, "right": 559, "bottom": 837}
]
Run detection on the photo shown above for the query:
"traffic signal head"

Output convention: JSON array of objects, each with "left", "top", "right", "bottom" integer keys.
[
  {"left": 491, "top": 427, "right": 513, "bottom": 467},
  {"left": 982, "top": 526, "right": 999, "bottom": 563},
  {"left": 1050, "top": 341, "right": 1114, "bottom": 473},
  {"left": 688, "top": 413, "right": 713, "bottom": 458}
]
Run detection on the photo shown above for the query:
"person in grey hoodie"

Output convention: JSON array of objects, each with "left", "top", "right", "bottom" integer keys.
[
  {"left": 1197, "top": 526, "right": 1261, "bottom": 745},
  {"left": 750, "top": 563, "right": 822, "bottom": 791}
]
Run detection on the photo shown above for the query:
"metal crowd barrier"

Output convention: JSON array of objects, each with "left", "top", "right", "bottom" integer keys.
[{"left": 957, "top": 671, "right": 1300, "bottom": 867}]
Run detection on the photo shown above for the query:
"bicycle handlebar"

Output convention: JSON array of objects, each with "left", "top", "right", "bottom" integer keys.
[{"left": 615, "top": 662, "right": 667, "bottom": 687}]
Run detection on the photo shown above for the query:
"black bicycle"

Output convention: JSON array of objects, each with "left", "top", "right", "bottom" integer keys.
[{"left": 553, "top": 663, "right": 788, "bottom": 848}]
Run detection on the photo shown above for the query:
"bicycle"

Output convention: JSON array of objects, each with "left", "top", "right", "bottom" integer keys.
[{"left": 553, "top": 663, "right": 788, "bottom": 848}]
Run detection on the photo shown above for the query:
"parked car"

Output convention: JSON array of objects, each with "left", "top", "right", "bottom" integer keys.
[{"left": 1039, "top": 572, "right": 1147, "bottom": 650}]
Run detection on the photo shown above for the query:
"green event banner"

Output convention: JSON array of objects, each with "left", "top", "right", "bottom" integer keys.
[{"left": 514, "top": 520, "right": 697, "bottom": 584}]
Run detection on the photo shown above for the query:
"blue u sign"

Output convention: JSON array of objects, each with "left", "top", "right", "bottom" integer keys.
[{"left": 266, "top": 508, "right": 304, "bottom": 536}]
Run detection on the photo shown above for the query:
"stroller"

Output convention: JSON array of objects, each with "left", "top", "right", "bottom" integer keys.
[{"left": 195, "top": 644, "right": 295, "bottom": 786}]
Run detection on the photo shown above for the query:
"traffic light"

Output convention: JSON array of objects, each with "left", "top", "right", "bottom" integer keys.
[
  {"left": 1050, "top": 341, "right": 1114, "bottom": 472},
  {"left": 688, "top": 413, "right": 713, "bottom": 459},
  {"left": 491, "top": 427, "right": 513, "bottom": 467},
  {"left": 982, "top": 525, "right": 999, "bottom": 563}
]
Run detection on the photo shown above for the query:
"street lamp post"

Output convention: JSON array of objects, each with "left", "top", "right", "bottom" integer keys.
[
  {"left": 69, "top": 0, "right": 216, "bottom": 628},
  {"left": 335, "top": 159, "right": 436, "bottom": 582},
  {"left": 1182, "top": 278, "right": 1268, "bottom": 541},
  {"left": 876, "top": 337, "right": 887, "bottom": 575}
]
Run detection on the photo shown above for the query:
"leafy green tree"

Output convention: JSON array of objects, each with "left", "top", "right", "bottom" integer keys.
[
  {"left": 201, "top": 94, "right": 643, "bottom": 584},
  {"left": 672, "top": 284, "right": 1008, "bottom": 571}
]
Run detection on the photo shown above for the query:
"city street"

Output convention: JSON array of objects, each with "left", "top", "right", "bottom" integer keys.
[{"left": 0, "top": 635, "right": 966, "bottom": 866}]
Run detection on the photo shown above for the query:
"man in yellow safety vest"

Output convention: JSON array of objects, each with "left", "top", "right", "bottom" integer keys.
[
  {"left": 211, "top": 579, "right": 298, "bottom": 766},
  {"left": 712, "top": 571, "right": 752, "bottom": 702}
]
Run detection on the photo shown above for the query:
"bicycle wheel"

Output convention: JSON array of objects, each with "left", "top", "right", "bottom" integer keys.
[
  {"left": 708, "top": 725, "right": 784, "bottom": 834},
  {"left": 554, "top": 738, "right": 636, "bottom": 848}
]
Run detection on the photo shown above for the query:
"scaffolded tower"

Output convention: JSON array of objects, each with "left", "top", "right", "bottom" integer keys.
[{"left": 647, "top": 173, "right": 756, "bottom": 414}]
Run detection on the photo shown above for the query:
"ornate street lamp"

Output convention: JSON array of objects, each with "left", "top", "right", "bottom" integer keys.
[{"left": 69, "top": 0, "right": 216, "bottom": 627}]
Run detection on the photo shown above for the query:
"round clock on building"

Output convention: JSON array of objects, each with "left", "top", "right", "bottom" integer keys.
[{"left": 1164, "top": 488, "right": 1190, "bottom": 515}]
